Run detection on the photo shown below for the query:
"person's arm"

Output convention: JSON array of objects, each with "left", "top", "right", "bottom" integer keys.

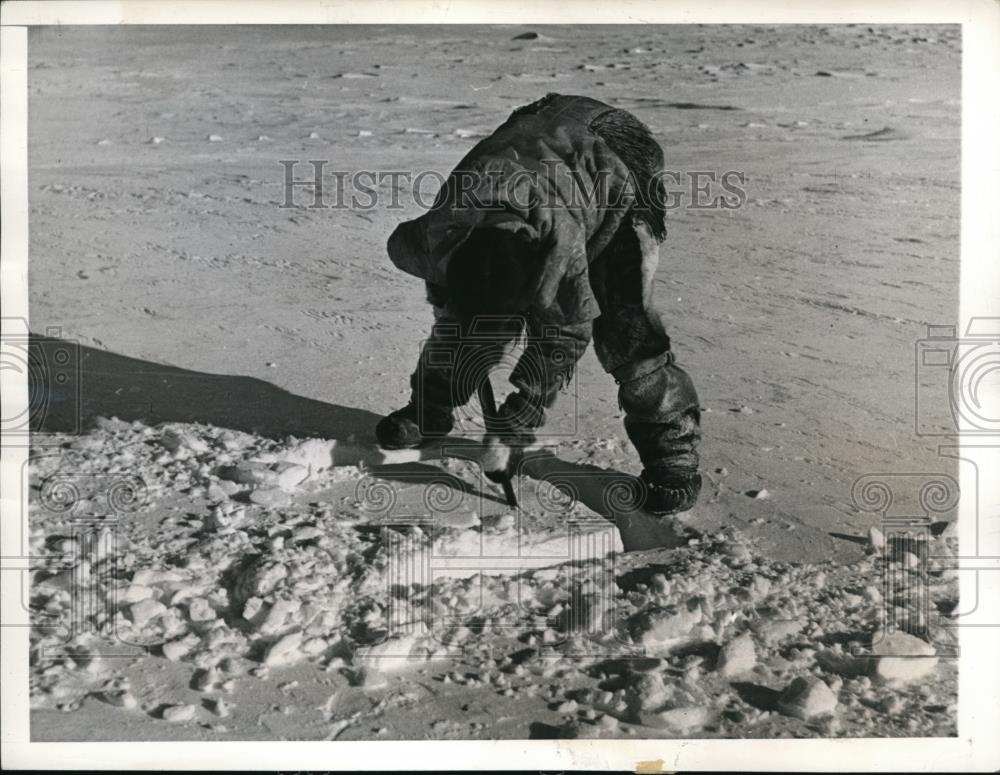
[
  {"left": 479, "top": 319, "right": 591, "bottom": 481},
  {"left": 502, "top": 319, "right": 592, "bottom": 431}
]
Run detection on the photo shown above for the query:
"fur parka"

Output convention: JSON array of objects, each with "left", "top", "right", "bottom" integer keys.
[{"left": 386, "top": 93, "right": 665, "bottom": 326}]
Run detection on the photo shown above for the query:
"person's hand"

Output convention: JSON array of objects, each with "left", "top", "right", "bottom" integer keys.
[
  {"left": 481, "top": 433, "right": 523, "bottom": 483},
  {"left": 482, "top": 425, "right": 542, "bottom": 483},
  {"left": 480, "top": 389, "right": 540, "bottom": 482}
]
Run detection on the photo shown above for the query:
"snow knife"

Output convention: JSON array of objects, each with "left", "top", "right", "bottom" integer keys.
[{"left": 476, "top": 375, "right": 519, "bottom": 509}]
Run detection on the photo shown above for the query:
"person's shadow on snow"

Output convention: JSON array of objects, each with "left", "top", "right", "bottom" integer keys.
[
  {"left": 27, "top": 333, "right": 381, "bottom": 441},
  {"left": 25, "top": 334, "right": 524, "bottom": 511},
  {"left": 28, "top": 334, "right": 483, "bottom": 508}
]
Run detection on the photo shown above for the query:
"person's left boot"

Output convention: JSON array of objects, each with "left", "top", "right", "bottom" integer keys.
[{"left": 639, "top": 462, "right": 702, "bottom": 516}]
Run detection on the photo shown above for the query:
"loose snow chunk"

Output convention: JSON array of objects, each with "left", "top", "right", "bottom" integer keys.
[
  {"left": 264, "top": 631, "right": 304, "bottom": 666},
  {"left": 755, "top": 617, "right": 803, "bottom": 646},
  {"left": 643, "top": 705, "right": 710, "bottom": 732},
  {"left": 128, "top": 599, "right": 167, "bottom": 628},
  {"left": 276, "top": 438, "right": 339, "bottom": 474},
  {"left": 777, "top": 676, "right": 838, "bottom": 719},
  {"left": 98, "top": 684, "right": 138, "bottom": 709},
  {"left": 354, "top": 635, "right": 423, "bottom": 673},
  {"left": 162, "top": 704, "right": 198, "bottom": 723},
  {"left": 250, "top": 487, "right": 291, "bottom": 507},
  {"left": 160, "top": 427, "right": 210, "bottom": 454},
  {"left": 120, "top": 584, "right": 155, "bottom": 604},
  {"left": 221, "top": 461, "right": 309, "bottom": 492},
  {"left": 162, "top": 637, "right": 196, "bottom": 662},
  {"left": 633, "top": 604, "right": 703, "bottom": 654},
  {"left": 872, "top": 630, "right": 938, "bottom": 684},
  {"left": 717, "top": 632, "right": 757, "bottom": 677},
  {"left": 211, "top": 698, "right": 232, "bottom": 717}
]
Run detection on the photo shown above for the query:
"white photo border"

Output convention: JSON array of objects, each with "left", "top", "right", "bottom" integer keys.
[{"left": 2, "top": 0, "right": 998, "bottom": 770}]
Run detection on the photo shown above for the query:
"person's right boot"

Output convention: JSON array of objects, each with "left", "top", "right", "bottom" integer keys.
[
  {"left": 639, "top": 462, "right": 702, "bottom": 516},
  {"left": 617, "top": 358, "right": 703, "bottom": 517},
  {"left": 375, "top": 402, "right": 454, "bottom": 450}
]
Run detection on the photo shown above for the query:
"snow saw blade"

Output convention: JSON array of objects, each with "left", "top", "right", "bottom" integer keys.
[{"left": 476, "top": 376, "right": 519, "bottom": 509}]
